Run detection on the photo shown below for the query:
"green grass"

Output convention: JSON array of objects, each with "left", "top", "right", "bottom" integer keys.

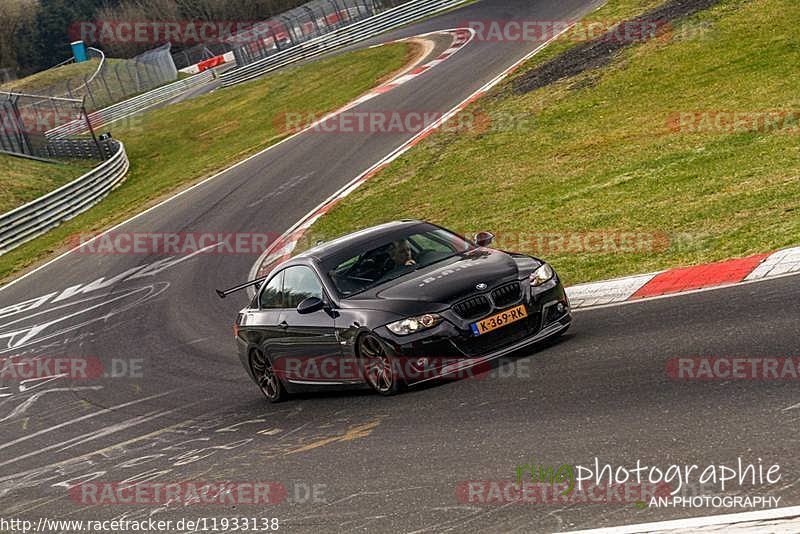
[
  {"left": 0, "top": 155, "right": 93, "bottom": 213},
  {"left": 303, "top": 0, "right": 800, "bottom": 286},
  {"left": 0, "top": 42, "right": 412, "bottom": 282},
  {"left": 1, "top": 60, "right": 103, "bottom": 94}
]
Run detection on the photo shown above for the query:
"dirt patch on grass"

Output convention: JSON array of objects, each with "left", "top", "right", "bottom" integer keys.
[
  {"left": 513, "top": 0, "right": 725, "bottom": 94},
  {"left": 376, "top": 40, "right": 428, "bottom": 85}
]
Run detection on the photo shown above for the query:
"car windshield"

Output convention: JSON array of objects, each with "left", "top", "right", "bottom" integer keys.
[{"left": 326, "top": 227, "right": 473, "bottom": 297}]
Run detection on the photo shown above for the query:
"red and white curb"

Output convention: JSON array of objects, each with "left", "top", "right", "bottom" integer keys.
[
  {"left": 351, "top": 28, "right": 474, "bottom": 104},
  {"left": 566, "top": 247, "right": 800, "bottom": 309},
  {"left": 276, "top": 28, "right": 473, "bottom": 136}
]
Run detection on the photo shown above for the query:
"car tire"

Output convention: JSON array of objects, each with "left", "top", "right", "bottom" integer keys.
[
  {"left": 249, "top": 349, "right": 288, "bottom": 403},
  {"left": 357, "top": 333, "right": 403, "bottom": 396}
]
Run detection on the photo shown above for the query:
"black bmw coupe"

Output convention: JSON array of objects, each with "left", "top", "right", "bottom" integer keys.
[{"left": 226, "top": 220, "right": 570, "bottom": 401}]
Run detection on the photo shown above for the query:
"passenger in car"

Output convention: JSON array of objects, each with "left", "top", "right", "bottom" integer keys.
[
  {"left": 390, "top": 239, "right": 417, "bottom": 268},
  {"left": 379, "top": 239, "right": 418, "bottom": 281}
]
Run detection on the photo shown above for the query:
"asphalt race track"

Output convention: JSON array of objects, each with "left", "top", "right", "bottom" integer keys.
[{"left": 1, "top": 1, "right": 799, "bottom": 532}]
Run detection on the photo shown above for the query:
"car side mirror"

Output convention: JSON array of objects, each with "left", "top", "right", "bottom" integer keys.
[
  {"left": 474, "top": 231, "right": 495, "bottom": 247},
  {"left": 297, "top": 296, "right": 325, "bottom": 314}
]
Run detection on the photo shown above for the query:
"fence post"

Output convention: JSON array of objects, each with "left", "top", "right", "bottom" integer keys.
[
  {"left": 9, "top": 95, "right": 33, "bottom": 156},
  {"left": 126, "top": 61, "right": 140, "bottom": 92},
  {"left": 100, "top": 70, "right": 113, "bottom": 102},
  {"left": 256, "top": 35, "right": 267, "bottom": 60},
  {"left": 82, "top": 99, "right": 104, "bottom": 159},
  {"left": 84, "top": 75, "right": 98, "bottom": 110},
  {"left": 329, "top": 0, "right": 346, "bottom": 26},
  {"left": 269, "top": 23, "right": 282, "bottom": 51},
  {"left": 353, "top": 0, "right": 366, "bottom": 19},
  {"left": 138, "top": 60, "right": 152, "bottom": 89},
  {"left": 113, "top": 63, "right": 125, "bottom": 100},
  {"left": 302, "top": 6, "right": 322, "bottom": 37},
  {"left": 318, "top": 3, "right": 333, "bottom": 32},
  {"left": 0, "top": 101, "right": 11, "bottom": 152},
  {"left": 281, "top": 16, "right": 298, "bottom": 45},
  {"left": 47, "top": 91, "right": 60, "bottom": 131}
]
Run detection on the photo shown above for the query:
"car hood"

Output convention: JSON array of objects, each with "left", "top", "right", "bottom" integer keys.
[{"left": 341, "top": 248, "right": 524, "bottom": 314}]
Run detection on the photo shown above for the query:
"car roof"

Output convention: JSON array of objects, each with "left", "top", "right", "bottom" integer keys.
[{"left": 296, "top": 219, "right": 428, "bottom": 262}]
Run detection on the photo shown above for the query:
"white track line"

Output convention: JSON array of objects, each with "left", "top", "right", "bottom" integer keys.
[
  {"left": 0, "top": 389, "right": 177, "bottom": 452},
  {"left": 560, "top": 505, "right": 800, "bottom": 533}
]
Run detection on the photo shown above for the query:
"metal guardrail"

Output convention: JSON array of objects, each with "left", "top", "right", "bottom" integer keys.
[
  {"left": 46, "top": 70, "right": 216, "bottom": 139},
  {"left": 220, "top": 0, "right": 468, "bottom": 87},
  {"left": 0, "top": 140, "right": 130, "bottom": 255},
  {"left": 70, "top": 48, "right": 106, "bottom": 95}
]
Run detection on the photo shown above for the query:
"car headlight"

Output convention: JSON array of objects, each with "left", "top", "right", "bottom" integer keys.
[
  {"left": 386, "top": 313, "right": 442, "bottom": 335},
  {"left": 529, "top": 263, "right": 554, "bottom": 286}
]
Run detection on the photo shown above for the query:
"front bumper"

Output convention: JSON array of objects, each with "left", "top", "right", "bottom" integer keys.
[
  {"left": 429, "top": 314, "right": 570, "bottom": 385},
  {"left": 375, "top": 277, "right": 571, "bottom": 384}
]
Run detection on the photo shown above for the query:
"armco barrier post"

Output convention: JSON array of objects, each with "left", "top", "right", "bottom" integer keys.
[{"left": 82, "top": 99, "right": 104, "bottom": 160}]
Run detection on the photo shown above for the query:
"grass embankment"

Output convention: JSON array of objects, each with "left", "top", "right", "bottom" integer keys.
[
  {"left": 0, "top": 42, "right": 412, "bottom": 282},
  {"left": 1, "top": 59, "right": 102, "bottom": 94},
  {"left": 303, "top": 0, "right": 800, "bottom": 285},
  {"left": 0, "top": 155, "right": 93, "bottom": 213},
  {"left": 3, "top": 58, "right": 184, "bottom": 111}
]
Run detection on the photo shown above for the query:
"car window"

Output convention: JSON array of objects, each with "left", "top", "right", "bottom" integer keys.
[
  {"left": 283, "top": 266, "right": 324, "bottom": 309},
  {"left": 328, "top": 228, "right": 472, "bottom": 297},
  {"left": 259, "top": 271, "right": 284, "bottom": 309},
  {"left": 408, "top": 232, "right": 458, "bottom": 256}
]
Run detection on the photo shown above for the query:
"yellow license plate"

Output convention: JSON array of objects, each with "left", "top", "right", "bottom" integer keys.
[{"left": 471, "top": 304, "right": 528, "bottom": 336}]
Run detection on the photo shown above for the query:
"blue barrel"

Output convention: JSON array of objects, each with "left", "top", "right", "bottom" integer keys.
[{"left": 71, "top": 41, "right": 88, "bottom": 63}]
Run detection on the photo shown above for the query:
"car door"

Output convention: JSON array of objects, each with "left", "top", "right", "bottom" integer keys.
[
  {"left": 246, "top": 271, "right": 286, "bottom": 366},
  {"left": 275, "top": 265, "right": 348, "bottom": 384}
]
